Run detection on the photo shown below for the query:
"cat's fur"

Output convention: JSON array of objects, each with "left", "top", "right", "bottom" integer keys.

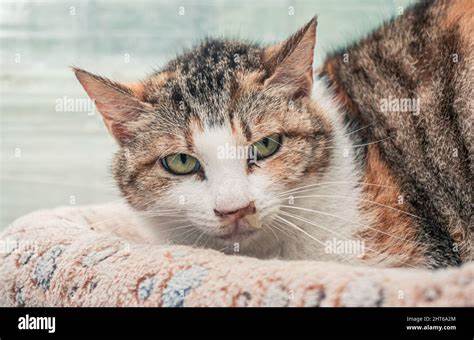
[
  {"left": 74, "top": 0, "right": 472, "bottom": 268},
  {"left": 321, "top": 0, "right": 473, "bottom": 268}
]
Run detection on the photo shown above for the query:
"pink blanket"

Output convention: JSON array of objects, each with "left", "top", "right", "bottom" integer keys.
[{"left": 0, "top": 204, "right": 472, "bottom": 307}]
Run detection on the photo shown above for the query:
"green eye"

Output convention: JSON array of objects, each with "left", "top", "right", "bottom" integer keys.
[
  {"left": 251, "top": 133, "right": 282, "bottom": 160},
  {"left": 161, "top": 153, "right": 201, "bottom": 175}
]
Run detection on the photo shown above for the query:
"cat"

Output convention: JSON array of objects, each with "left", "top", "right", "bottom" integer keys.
[{"left": 74, "top": 0, "right": 472, "bottom": 268}]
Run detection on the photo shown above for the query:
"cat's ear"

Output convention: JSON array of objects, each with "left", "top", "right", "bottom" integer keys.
[
  {"left": 73, "top": 67, "right": 151, "bottom": 145},
  {"left": 262, "top": 16, "right": 317, "bottom": 98}
]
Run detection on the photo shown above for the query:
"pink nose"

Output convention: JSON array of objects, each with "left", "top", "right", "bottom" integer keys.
[{"left": 214, "top": 201, "right": 256, "bottom": 221}]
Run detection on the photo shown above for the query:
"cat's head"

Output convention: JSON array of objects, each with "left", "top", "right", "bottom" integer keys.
[{"left": 74, "top": 17, "right": 338, "bottom": 256}]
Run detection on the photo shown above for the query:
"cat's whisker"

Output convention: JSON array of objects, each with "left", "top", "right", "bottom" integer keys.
[
  {"left": 270, "top": 219, "right": 295, "bottom": 239},
  {"left": 161, "top": 224, "right": 194, "bottom": 232},
  {"left": 160, "top": 224, "right": 196, "bottom": 242},
  {"left": 176, "top": 227, "right": 201, "bottom": 244},
  {"left": 274, "top": 215, "right": 326, "bottom": 247},
  {"left": 320, "top": 136, "right": 393, "bottom": 150},
  {"left": 276, "top": 180, "right": 396, "bottom": 197},
  {"left": 280, "top": 194, "right": 424, "bottom": 220},
  {"left": 201, "top": 232, "right": 213, "bottom": 249},
  {"left": 275, "top": 215, "right": 350, "bottom": 263},
  {"left": 273, "top": 219, "right": 299, "bottom": 237},
  {"left": 279, "top": 209, "right": 352, "bottom": 239},
  {"left": 262, "top": 223, "right": 280, "bottom": 243},
  {"left": 193, "top": 235, "right": 209, "bottom": 250},
  {"left": 341, "top": 122, "right": 375, "bottom": 137},
  {"left": 192, "top": 230, "right": 208, "bottom": 248},
  {"left": 277, "top": 211, "right": 354, "bottom": 263},
  {"left": 278, "top": 210, "right": 418, "bottom": 268},
  {"left": 173, "top": 230, "right": 198, "bottom": 245},
  {"left": 279, "top": 204, "right": 425, "bottom": 248}
]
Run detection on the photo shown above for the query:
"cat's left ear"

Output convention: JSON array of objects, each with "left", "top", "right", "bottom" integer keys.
[
  {"left": 262, "top": 16, "right": 317, "bottom": 98},
  {"left": 73, "top": 67, "right": 152, "bottom": 145}
]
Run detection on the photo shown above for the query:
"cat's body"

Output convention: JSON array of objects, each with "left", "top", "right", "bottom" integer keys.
[
  {"left": 321, "top": 0, "right": 473, "bottom": 268},
  {"left": 75, "top": 0, "right": 472, "bottom": 268}
]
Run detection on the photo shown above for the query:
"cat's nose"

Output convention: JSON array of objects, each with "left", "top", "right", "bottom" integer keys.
[{"left": 214, "top": 201, "right": 256, "bottom": 220}]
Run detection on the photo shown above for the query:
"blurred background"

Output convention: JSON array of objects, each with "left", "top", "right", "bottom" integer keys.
[{"left": 0, "top": 0, "right": 415, "bottom": 229}]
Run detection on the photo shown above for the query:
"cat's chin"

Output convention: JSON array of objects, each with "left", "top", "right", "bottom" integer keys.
[
  {"left": 216, "top": 229, "right": 257, "bottom": 242},
  {"left": 211, "top": 227, "right": 282, "bottom": 259},
  {"left": 214, "top": 230, "right": 261, "bottom": 247},
  {"left": 214, "top": 218, "right": 259, "bottom": 242},
  {"left": 139, "top": 213, "right": 282, "bottom": 259}
]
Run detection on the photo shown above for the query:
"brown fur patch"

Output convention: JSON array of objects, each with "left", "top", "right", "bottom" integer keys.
[
  {"left": 358, "top": 145, "right": 427, "bottom": 267},
  {"left": 142, "top": 71, "right": 175, "bottom": 103}
]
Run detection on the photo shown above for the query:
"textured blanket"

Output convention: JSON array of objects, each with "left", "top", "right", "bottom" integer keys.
[{"left": 0, "top": 204, "right": 472, "bottom": 307}]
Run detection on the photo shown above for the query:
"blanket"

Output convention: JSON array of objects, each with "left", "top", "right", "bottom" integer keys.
[{"left": 0, "top": 204, "right": 472, "bottom": 307}]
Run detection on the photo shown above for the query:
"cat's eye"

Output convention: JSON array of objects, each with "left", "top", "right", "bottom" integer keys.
[
  {"left": 251, "top": 133, "right": 282, "bottom": 161},
  {"left": 161, "top": 153, "right": 201, "bottom": 175}
]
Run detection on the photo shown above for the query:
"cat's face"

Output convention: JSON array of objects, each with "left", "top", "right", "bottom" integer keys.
[{"left": 75, "top": 18, "right": 335, "bottom": 254}]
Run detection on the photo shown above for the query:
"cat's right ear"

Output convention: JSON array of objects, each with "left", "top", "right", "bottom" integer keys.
[
  {"left": 73, "top": 67, "right": 152, "bottom": 145},
  {"left": 261, "top": 16, "right": 317, "bottom": 99}
]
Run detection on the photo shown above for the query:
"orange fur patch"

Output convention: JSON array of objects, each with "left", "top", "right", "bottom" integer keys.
[
  {"left": 358, "top": 145, "right": 427, "bottom": 267},
  {"left": 443, "top": 0, "right": 474, "bottom": 46}
]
